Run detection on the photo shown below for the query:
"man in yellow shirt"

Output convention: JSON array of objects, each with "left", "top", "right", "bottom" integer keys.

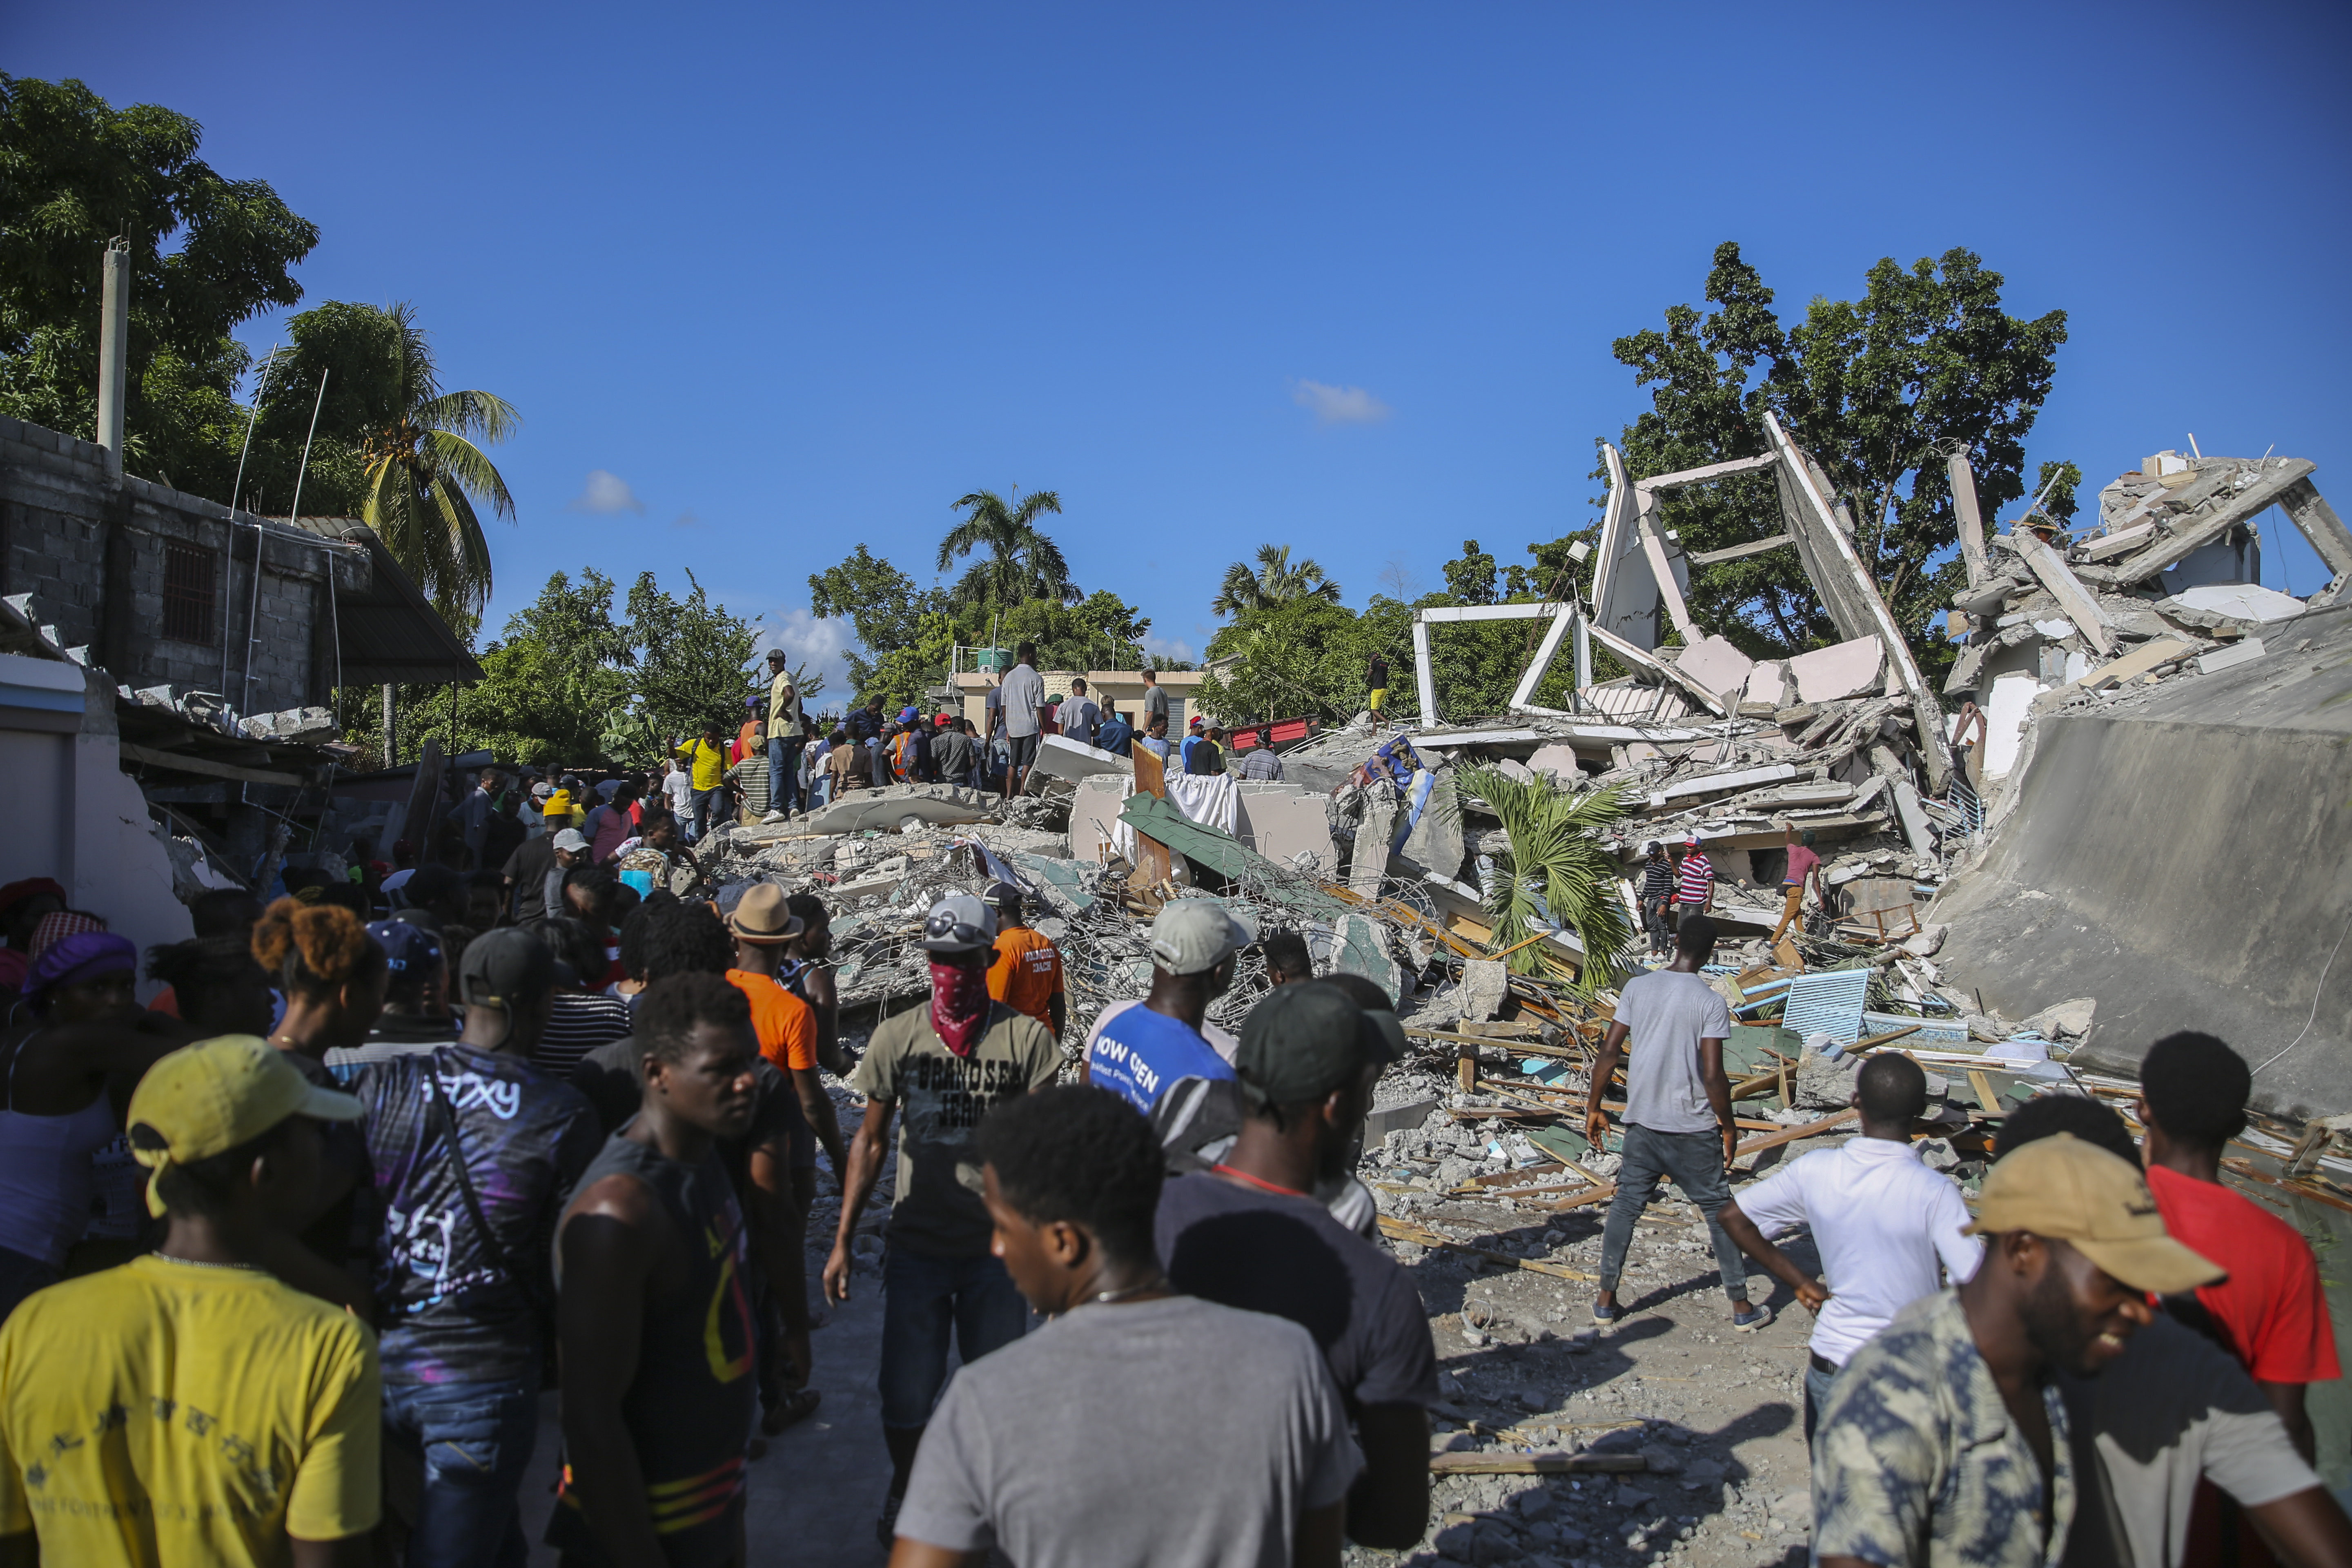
[
  {"left": 677, "top": 722, "right": 730, "bottom": 844},
  {"left": 0, "top": 1034, "right": 381, "bottom": 1568}
]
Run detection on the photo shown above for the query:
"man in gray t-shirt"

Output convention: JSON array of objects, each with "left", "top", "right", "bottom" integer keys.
[
  {"left": 1583, "top": 913, "right": 1763, "bottom": 1330},
  {"left": 996, "top": 643, "right": 1048, "bottom": 796},
  {"left": 1143, "top": 669, "right": 1171, "bottom": 731},
  {"left": 896, "top": 1085, "right": 1359, "bottom": 1568}
]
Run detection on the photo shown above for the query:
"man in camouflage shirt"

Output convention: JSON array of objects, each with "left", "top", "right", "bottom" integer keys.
[{"left": 1811, "top": 1134, "right": 2219, "bottom": 1568}]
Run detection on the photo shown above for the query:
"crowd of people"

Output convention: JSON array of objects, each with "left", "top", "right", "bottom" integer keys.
[{"left": 0, "top": 644, "right": 2344, "bottom": 1568}]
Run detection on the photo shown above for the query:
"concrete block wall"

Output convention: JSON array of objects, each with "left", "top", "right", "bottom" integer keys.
[{"left": 0, "top": 412, "right": 369, "bottom": 716}]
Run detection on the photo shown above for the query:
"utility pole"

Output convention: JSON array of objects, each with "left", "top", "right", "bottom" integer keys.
[{"left": 96, "top": 237, "right": 131, "bottom": 480}]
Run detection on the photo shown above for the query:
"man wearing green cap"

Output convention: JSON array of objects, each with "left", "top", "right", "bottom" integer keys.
[
  {"left": 0, "top": 1035, "right": 381, "bottom": 1568},
  {"left": 1154, "top": 980, "right": 1438, "bottom": 1550}
]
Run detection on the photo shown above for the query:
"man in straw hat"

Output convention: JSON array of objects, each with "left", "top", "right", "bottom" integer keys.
[
  {"left": 725, "top": 885, "right": 842, "bottom": 1181},
  {"left": 0, "top": 1035, "right": 380, "bottom": 1566},
  {"left": 1811, "top": 1130, "right": 2224, "bottom": 1568}
]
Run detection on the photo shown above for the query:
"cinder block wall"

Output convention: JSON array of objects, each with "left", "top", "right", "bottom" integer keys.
[{"left": 0, "top": 413, "right": 367, "bottom": 715}]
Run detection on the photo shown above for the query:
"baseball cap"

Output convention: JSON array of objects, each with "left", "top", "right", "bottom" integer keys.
[
  {"left": 922, "top": 893, "right": 996, "bottom": 954},
  {"left": 367, "top": 919, "right": 443, "bottom": 975},
  {"left": 982, "top": 881, "right": 1025, "bottom": 909},
  {"left": 127, "top": 1035, "right": 362, "bottom": 1216},
  {"left": 1149, "top": 898, "right": 1256, "bottom": 976},
  {"left": 552, "top": 828, "right": 589, "bottom": 853},
  {"left": 531, "top": 782, "right": 554, "bottom": 799},
  {"left": 458, "top": 927, "right": 557, "bottom": 1010},
  {"left": 1966, "top": 1132, "right": 2222, "bottom": 1294},
  {"left": 1235, "top": 980, "right": 1382, "bottom": 1109}
]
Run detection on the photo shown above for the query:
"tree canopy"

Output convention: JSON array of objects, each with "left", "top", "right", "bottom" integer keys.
[
  {"left": 1609, "top": 242, "right": 2068, "bottom": 674},
  {"left": 938, "top": 488, "right": 1076, "bottom": 608},
  {"left": 0, "top": 75, "right": 318, "bottom": 496},
  {"left": 1212, "top": 544, "right": 1343, "bottom": 617}
]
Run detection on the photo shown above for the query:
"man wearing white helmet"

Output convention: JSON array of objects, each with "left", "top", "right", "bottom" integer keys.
[{"left": 822, "top": 892, "right": 1061, "bottom": 1545}]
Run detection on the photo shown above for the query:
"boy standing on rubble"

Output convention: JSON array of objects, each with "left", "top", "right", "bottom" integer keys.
[
  {"left": 1584, "top": 913, "right": 1767, "bottom": 1331},
  {"left": 1768, "top": 824, "right": 1824, "bottom": 949}
]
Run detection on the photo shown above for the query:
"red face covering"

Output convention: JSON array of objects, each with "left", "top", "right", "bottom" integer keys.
[{"left": 929, "top": 956, "right": 991, "bottom": 1057}]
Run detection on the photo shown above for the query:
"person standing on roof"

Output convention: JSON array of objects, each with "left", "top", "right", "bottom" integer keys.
[
  {"left": 998, "top": 642, "right": 1047, "bottom": 796},
  {"left": 1768, "top": 824, "right": 1823, "bottom": 949},
  {"left": 1638, "top": 841, "right": 1677, "bottom": 960},
  {"left": 1714, "top": 1052, "right": 1982, "bottom": 1439},
  {"left": 1366, "top": 652, "right": 1390, "bottom": 722},
  {"left": 1083, "top": 901, "right": 1251, "bottom": 1112},
  {"left": 982, "top": 883, "right": 1065, "bottom": 1041},
  {"left": 1675, "top": 833, "right": 1716, "bottom": 918},
  {"left": 764, "top": 649, "right": 804, "bottom": 822},
  {"left": 1584, "top": 913, "right": 1766, "bottom": 1332},
  {"left": 823, "top": 893, "right": 1060, "bottom": 1544},
  {"left": 1141, "top": 666, "right": 1171, "bottom": 734}
]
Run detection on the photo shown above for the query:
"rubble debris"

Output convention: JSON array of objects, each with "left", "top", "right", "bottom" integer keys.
[{"left": 802, "top": 782, "right": 996, "bottom": 834}]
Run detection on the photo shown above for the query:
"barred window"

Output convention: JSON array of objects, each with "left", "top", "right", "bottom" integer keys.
[{"left": 162, "top": 541, "right": 217, "bottom": 645}]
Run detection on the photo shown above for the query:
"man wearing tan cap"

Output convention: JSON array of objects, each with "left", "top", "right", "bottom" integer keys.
[
  {"left": 0, "top": 1036, "right": 381, "bottom": 1567},
  {"left": 1813, "top": 1131, "right": 2221, "bottom": 1568},
  {"left": 725, "top": 884, "right": 843, "bottom": 1182}
]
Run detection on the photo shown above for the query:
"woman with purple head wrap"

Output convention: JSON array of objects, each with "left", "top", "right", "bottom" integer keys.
[{"left": 0, "top": 928, "right": 196, "bottom": 1322}]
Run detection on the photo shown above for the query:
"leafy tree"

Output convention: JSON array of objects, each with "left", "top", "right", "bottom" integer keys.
[
  {"left": 1211, "top": 544, "right": 1343, "bottom": 617},
  {"left": 1201, "top": 595, "right": 1416, "bottom": 725},
  {"left": 627, "top": 570, "right": 758, "bottom": 740},
  {"left": 0, "top": 75, "right": 317, "bottom": 496},
  {"left": 938, "top": 488, "right": 1075, "bottom": 608},
  {"left": 1610, "top": 242, "right": 2068, "bottom": 675},
  {"left": 1440, "top": 541, "right": 1500, "bottom": 606},
  {"left": 808, "top": 545, "right": 950, "bottom": 695},
  {"left": 252, "top": 301, "right": 517, "bottom": 631}
]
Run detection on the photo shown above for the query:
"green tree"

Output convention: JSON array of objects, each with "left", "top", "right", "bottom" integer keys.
[
  {"left": 807, "top": 546, "right": 951, "bottom": 696},
  {"left": 1211, "top": 544, "right": 1344, "bottom": 617},
  {"left": 255, "top": 301, "right": 517, "bottom": 631},
  {"left": 1610, "top": 242, "right": 2068, "bottom": 674},
  {"left": 627, "top": 570, "right": 758, "bottom": 740},
  {"left": 938, "top": 488, "right": 1076, "bottom": 608},
  {"left": 0, "top": 75, "right": 317, "bottom": 497}
]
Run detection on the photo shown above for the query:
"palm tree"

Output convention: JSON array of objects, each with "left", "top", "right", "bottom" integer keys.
[
  {"left": 1457, "top": 763, "right": 1630, "bottom": 993},
  {"left": 1211, "top": 543, "right": 1344, "bottom": 617},
  {"left": 345, "top": 303, "right": 518, "bottom": 629},
  {"left": 938, "top": 488, "right": 1076, "bottom": 608}
]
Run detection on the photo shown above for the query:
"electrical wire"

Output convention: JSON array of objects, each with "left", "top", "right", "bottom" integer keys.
[{"left": 2252, "top": 908, "right": 2352, "bottom": 1075}]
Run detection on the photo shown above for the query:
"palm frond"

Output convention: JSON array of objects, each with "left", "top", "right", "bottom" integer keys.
[
  {"left": 421, "top": 428, "right": 517, "bottom": 519},
  {"left": 419, "top": 389, "right": 521, "bottom": 446},
  {"left": 1011, "top": 489, "right": 1063, "bottom": 527},
  {"left": 1458, "top": 764, "right": 1631, "bottom": 992}
]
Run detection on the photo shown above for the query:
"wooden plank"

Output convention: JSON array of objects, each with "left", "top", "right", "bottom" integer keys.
[
  {"left": 2014, "top": 532, "right": 2114, "bottom": 655},
  {"left": 1969, "top": 1070, "right": 2002, "bottom": 1116},
  {"left": 118, "top": 740, "right": 309, "bottom": 788},
  {"left": 1378, "top": 1217, "right": 1599, "bottom": 1282},
  {"left": 2223, "top": 1158, "right": 2352, "bottom": 1218},
  {"left": 1431, "top": 1452, "right": 1646, "bottom": 1477},
  {"left": 1686, "top": 533, "right": 1792, "bottom": 567}
]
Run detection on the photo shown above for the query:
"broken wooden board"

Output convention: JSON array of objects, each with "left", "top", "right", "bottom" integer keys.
[
  {"left": 1431, "top": 1452, "right": 1647, "bottom": 1477},
  {"left": 1378, "top": 1216, "right": 1599, "bottom": 1282}
]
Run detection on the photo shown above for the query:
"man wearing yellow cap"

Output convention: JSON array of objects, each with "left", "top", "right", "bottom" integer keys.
[
  {"left": 1812, "top": 1129, "right": 2223, "bottom": 1568},
  {"left": 0, "top": 1035, "right": 381, "bottom": 1568}
]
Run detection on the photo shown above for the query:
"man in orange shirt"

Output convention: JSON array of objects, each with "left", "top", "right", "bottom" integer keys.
[
  {"left": 983, "top": 882, "right": 1065, "bottom": 1041},
  {"left": 726, "top": 885, "right": 846, "bottom": 1182}
]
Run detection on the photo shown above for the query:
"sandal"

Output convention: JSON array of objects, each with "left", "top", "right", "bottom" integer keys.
[{"left": 761, "top": 1386, "right": 823, "bottom": 1435}]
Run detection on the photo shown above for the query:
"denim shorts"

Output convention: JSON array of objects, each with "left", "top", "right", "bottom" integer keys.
[{"left": 878, "top": 1247, "right": 1029, "bottom": 1430}]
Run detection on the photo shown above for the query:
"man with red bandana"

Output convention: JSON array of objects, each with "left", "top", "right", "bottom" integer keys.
[{"left": 820, "top": 892, "right": 1060, "bottom": 1546}]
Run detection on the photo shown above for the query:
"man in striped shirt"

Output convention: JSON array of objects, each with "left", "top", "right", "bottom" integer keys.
[
  {"left": 1675, "top": 835, "right": 1716, "bottom": 919},
  {"left": 1638, "top": 842, "right": 1677, "bottom": 959}
]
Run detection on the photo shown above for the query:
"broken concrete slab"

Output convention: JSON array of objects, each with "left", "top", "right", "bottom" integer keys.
[
  {"left": 1068, "top": 774, "right": 1129, "bottom": 861},
  {"left": 1021, "top": 733, "right": 1131, "bottom": 793},
  {"left": 1331, "top": 911, "right": 1404, "bottom": 1002},
  {"left": 2064, "top": 637, "right": 2196, "bottom": 695},
  {"left": 1785, "top": 636, "right": 1888, "bottom": 705},
  {"left": 2109, "top": 458, "right": 2319, "bottom": 586},
  {"left": 1234, "top": 783, "right": 1337, "bottom": 875},
  {"left": 1352, "top": 791, "right": 1398, "bottom": 895},
  {"left": 1457, "top": 959, "right": 1509, "bottom": 1022},
  {"left": 1890, "top": 778, "right": 1933, "bottom": 859},
  {"left": 2013, "top": 532, "right": 2114, "bottom": 655},
  {"left": 1647, "top": 762, "right": 1800, "bottom": 809},
  {"left": 1742, "top": 660, "right": 1789, "bottom": 709},
  {"left": 2196, "top": 638, "right": 2268, "bottom": 675},
  {"left": 2165, "top": 582, "right": 2306, "bottom": 624},
  {"left": 1672, "top": 634, "right": 1755, "bottom": 703},
  {"left": 805, "top": 783, "right": 996, "bottom": 835},
  {"left": 1524, "top": 742, "right": 1586, "bottom": 783}
]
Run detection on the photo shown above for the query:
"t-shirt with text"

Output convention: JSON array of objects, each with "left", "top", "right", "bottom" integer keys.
[
  {"left": 1084, "top": 1000, "right": 1235, "bottom": 1113},
  {"left": 0, "top": 1256, "right": 381, "bottom": 1566},
  {"left": 987, "top": 927, "right": 1064, "bottom": 1028},
  {"left": 1613, "top": 969, "right": 1732, "bottom": 1136},
  {"left": 850, "top": 1003, "right": 1061, "bottom": 1257}
]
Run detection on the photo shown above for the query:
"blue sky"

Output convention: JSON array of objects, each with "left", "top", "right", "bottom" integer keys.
[{"left": 11, "top": 0, "right": 2349, "bottom": 699}]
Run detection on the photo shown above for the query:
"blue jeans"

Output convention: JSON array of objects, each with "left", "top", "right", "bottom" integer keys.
[
  {"left": 690, "top": 785, "right": 724, "bottom": 840},
  {"left": 880, "top": 1247, "right": 1029, "bottom": 1430},
  {"left": 383, "top": 1377, "right": 539, "bottom": 1568},
  {"left": 1802, "top": 1355, "right": 1839, "bottom": 1444},
  {"left": 1597, "top": 1123, "right": 1750, "bottom": 1303},
  {"left": 769, "top": 736, "right": 804, "bottom": 814}
]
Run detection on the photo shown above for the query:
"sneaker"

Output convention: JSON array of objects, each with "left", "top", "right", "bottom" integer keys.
[
  {"left": 1590, "top": 1299, "right": 1625, "bottom": 1330},
  {"left": 876, "top": 1490, "right": 903, "bottom": 1546},
  {"left": 761, "top": 810, "right": 786, "bottom": 823},
  {"left": 1731, "top": 1303, "right": 1773, "bottom": 1332}
]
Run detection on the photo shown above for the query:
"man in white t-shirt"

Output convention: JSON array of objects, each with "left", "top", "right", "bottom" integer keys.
[
  {"left": 660, "top": 756, "right": 693, "bottom": 823},
  {"left": 1583, "top": 913, "right": 1765, "bottom": 1331},
  {"left": 1716, "top": 1051, "right": 1982, "bottom": 1438},
  {"left": 996, "top": 642, "right": 1047, "bottom": 796}
]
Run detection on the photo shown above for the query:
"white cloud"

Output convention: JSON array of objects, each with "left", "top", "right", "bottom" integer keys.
[
  {"left": 757, "top": 608, "right": 858, "bottom": 706},
  {"left": 1292, "top": 379, "right": 1391, "bottom": 426},
  {"left": 568, "top": 470, "right": 646, "bottom": 514},
  {"left": 1143, "top": 632, "right": 1197, "bottom": 664}
]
